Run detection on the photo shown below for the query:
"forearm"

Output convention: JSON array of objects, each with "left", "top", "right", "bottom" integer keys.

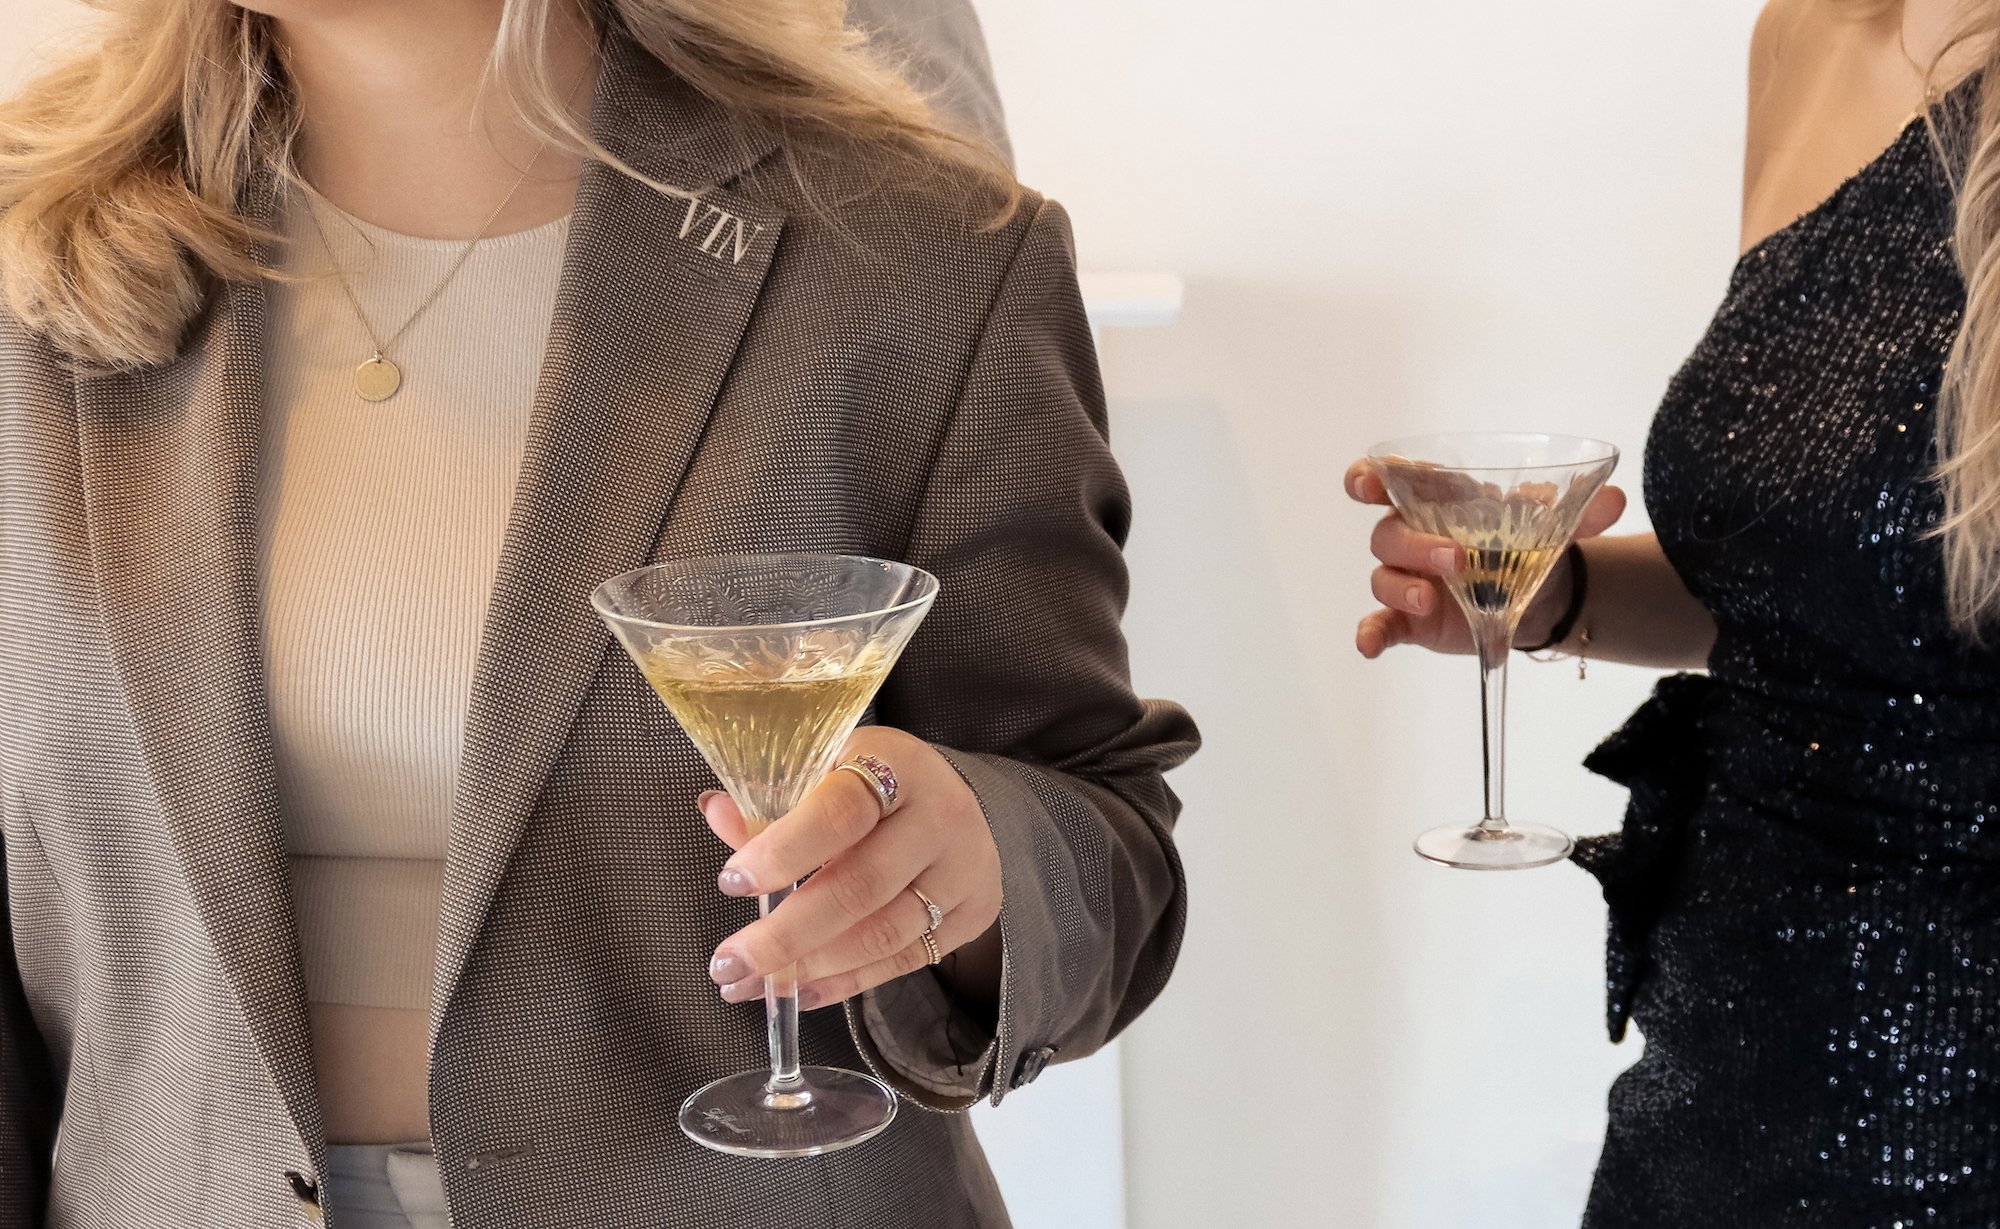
[
  {"left": 1523, "top": 532, "right": 1716, "bottom": 669},
  {"left": 851, "top": 197, "right": 1196, "bottom": 1102}
]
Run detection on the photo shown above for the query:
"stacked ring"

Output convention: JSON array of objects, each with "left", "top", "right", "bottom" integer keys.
[
  {"left": 911, "top": 886, "right": 944, "bottom": 966},
  {"left": 911, "top": 886, "right": 945, "bottom": 933}
]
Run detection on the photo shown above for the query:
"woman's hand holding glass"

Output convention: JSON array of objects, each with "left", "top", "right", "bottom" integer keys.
[
  {"left": 702, "top": 725, "right": 1003, "bottom": 1013},
  {"left": 1345, "top": 457, "right": 1629, "bottom": 659}
]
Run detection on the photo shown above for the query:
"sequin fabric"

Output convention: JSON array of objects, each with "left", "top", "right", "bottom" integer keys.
[{"left": 1572, "top": 86, "right": 2000, "bottom": 1227}]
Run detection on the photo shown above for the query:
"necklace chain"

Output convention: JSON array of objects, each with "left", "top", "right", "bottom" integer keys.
[{"left": 303, "top": 147, "right": 544, "bottom": 398}]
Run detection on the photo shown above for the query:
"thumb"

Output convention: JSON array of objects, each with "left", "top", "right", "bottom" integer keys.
[{"left": 698, "top": 790, "right": 751, "bottom": 853}]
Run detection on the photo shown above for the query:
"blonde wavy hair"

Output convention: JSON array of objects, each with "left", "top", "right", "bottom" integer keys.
[
  {"left": 0, "top": 0, "right": 1014, "bottom": 371},
  {"left": 1938, "top": 5, "right": 2000, "bottom": 635}
]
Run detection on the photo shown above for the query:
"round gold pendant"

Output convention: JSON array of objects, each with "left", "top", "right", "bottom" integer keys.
[{"left": 354, "top": 356, "right": 402, "bottom": 402}]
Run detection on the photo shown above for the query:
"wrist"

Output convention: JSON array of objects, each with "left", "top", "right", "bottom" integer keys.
[
  {"left": 1517, "top": 542, "right": 1588, "bottom": 653},
  {"left": 1517, "top": 561, "right": 1572, "bottom": 646}
]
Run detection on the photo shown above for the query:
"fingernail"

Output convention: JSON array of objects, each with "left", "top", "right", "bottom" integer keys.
[
  {"left": 797, "top": 986, "right": 824, "bottom": 1011},
  {"left": 1404, "top": 583, "right": 1425, "bottom": 611},
  {"left": 1429, "top": 546, "right": 1458, "bottom": 574},
  {"left": 697, "top": 790, "right": 722, "bottom": 817},
  {"left": 719, "top": 980, "right": 756, "bottom": 1003},
  {"left": 710, "top": 951, "right": 747, "bottom": 984},
  {"left": 717, "top": 866, "right": 754, "bottom": 896}
]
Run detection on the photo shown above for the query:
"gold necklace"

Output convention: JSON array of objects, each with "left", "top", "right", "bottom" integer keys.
[{"left": 303, "top": 149, "right": 543, "bottom": 403}]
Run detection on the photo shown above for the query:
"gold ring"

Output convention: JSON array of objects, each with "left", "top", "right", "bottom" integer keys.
[
  {"left": 910, "top": 885, "right": 944, "bottom": 934},
  {"left": 918, "top": 930, "right": 941, "bottom": 966}
]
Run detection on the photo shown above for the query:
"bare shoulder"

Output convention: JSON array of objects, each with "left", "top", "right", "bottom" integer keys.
[
  {"left": 1742, "top": 0, "right": 1800, "bottom": 195},
  {"left": 1739, "top": 0, "right": 1928, "bottom": 253},
  {"left": 1747, "top": 0, "right": 1799, "bottom": 100}
]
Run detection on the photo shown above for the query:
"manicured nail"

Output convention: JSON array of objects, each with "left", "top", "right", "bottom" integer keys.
[
  {"left": 797, "top": 986, "right": 824, "bottom": 1011},
  {"left": 717, "top": 866, "right": 754, "bottom": 896},
  {"left": 710, "top": 951, "right": 747, "bottom": 984},
  {"left": 1404, "top": 583, "right": 1425, "bottom": 611},
  {"left": 719, "top": 980, "right": 758, "bottom": 1003},
  {"left": 1429, "top": 546, "right": 1458, "bottom": 574}
]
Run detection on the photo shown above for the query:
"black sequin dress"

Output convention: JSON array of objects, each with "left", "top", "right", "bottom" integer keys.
[{"left": 1572, "top": 92, "right": 2000, "bottom": 1227}]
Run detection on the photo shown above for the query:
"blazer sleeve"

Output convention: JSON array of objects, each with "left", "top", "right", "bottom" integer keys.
[
  {"left": 843, "top": 198, "right": 1200, "bottom": 1109},
  {"left": 0, "top": 838, "right": 60, "bottom": 1226}
]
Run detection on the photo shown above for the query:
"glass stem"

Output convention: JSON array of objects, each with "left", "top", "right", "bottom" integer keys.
[
  {"left": 1475, "top": 623, "right": 1511, "bottom": 834},
  {"left": 762, "top": 883, "right": 804, "bottom": 1091}
]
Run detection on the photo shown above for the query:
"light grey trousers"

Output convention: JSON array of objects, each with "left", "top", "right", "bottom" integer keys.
[{"left": 322, "top": 1143, "right": 448, "bottom": 1229}]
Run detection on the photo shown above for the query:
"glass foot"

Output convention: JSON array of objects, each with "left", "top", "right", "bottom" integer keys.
[
  {"left": 1414, "top": 821, "right": 1573, "bottom": 871},
  {"left": 679, "top": 1065, "right": 897, "bottom": 1158}
]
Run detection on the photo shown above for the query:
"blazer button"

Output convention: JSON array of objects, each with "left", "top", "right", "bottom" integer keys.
[
  {"left": 1012, "top": 1045, "right": 1056, "bottom": 1089},
  {"left": 284, "top": 1170, "right": 322, "bottom": 1223}
]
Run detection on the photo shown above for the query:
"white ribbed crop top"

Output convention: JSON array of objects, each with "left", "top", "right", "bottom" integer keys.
[{"left": 259, "top": 186, "right": 567, "bottom": 1010}]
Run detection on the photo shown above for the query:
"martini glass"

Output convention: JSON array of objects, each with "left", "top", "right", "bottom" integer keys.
[
  {"left": 1368, "top": 433, "right": 1619, "bottom": 870},
  {"left": 591, "top": 553, "right": 939, "bottom": 1157}
]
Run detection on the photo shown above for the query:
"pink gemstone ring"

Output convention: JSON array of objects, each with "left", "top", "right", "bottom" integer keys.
[{"left": 835, "top": 753, "right": 901, "bottom": 818}]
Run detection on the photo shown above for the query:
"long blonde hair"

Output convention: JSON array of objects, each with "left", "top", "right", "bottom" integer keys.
[
  {"left": 0, "top": 0, "right": 1013, "bottom": 371},
  {"left": 1937, "top": 7, "right": 2000, "bottom": 634}
]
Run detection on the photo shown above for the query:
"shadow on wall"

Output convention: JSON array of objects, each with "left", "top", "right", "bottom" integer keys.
[
  {"left": 1103, "top": 278, "right": 1434, "bottom": 741},
  {"left": 1100, "top": 277, "right": 1649, "bottom": 1229},
  {"left": 1103, "top": 277, "right": 1428, "bottom": 1229},
  {"left": 1112, "top": 387, "right": 1396, "bottom": 1226}
]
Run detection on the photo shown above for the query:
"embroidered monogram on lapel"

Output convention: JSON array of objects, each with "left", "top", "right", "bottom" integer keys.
[{"left": 675, "top": 195, "right": 768, "bottom": 265}]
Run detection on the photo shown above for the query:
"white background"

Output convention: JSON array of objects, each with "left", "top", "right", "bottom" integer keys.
[
  {"left": 969, "top": 1, "right": 1764, "bottom": 1226},
  {"left": 0, "top": 2, "right": 1766, "bottom": 1226}
]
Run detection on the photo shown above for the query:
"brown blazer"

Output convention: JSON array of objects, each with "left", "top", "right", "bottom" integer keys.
[{"left": 0, "top": 31, "right": 1196, "bottom": 1229}]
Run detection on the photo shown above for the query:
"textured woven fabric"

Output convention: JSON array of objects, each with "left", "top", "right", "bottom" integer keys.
[
  {"left": 1573, "top": 80, "right": 2000, "bottom": 1226},
  {"left": 0, "top": 31, "right": 1197, "bottom": 1229}
]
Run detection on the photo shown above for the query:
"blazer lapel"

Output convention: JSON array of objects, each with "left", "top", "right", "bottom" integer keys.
[
  {"left": 73, "top": 270, "right": 323, "bottom": 1155},
  {"left": 433, "top": 42, "right": 786, "bottom": 1018}
]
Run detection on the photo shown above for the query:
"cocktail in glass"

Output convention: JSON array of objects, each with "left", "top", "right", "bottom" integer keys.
[
  {"left": 1368, "top": 433, "right": 1619, "bottom": 870},
  {"left": 592, "top": 553, "right": 939, "bottom": 1155}
]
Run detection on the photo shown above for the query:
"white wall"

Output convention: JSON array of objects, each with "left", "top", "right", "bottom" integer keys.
[
  {"left": 969, "top": 1, "right": 1763, "bottom": 1226},
  {"left": 0, "top": 0, "right": 82, "bottom": 81}
]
